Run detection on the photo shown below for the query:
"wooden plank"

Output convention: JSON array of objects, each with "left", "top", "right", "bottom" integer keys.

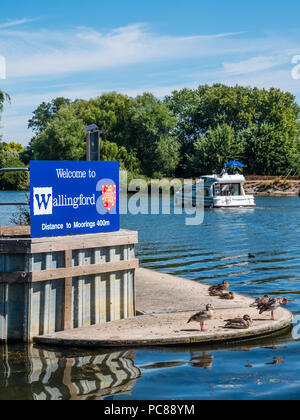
[
  {"left": 30, "top": 231, "right": 138, "bottom": 253},
  {"left": 31, "top": 259, "right": 139, "bottom": 283},
  {"left": 63, "top": 250, "right": 73, "bottom": 330},
  {"left": 0, "top": 230, "right": 138, "bottom": 254},
  {"left": 30, "top": 229, "right": 135, "bottom": 243},
  {"left": 0, "top": 259, "right": 139, "bottom": 284},
  {"left": 0, "top": 226, "right": 30, "bottom": 237}
]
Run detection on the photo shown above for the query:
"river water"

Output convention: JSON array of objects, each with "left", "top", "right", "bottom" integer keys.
[{"left": 0, "top": 192, "right": 299, "bottom": 400}]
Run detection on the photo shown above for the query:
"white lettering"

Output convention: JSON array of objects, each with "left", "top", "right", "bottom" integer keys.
[{"left": 56, "top": 169, "right": 87, "bottom": 179}]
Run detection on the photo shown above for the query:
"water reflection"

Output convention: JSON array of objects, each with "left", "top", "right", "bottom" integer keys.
[
  {"left": 0, "top": 331, "right": 295, "bottom": 400},
  {"left": 0, "top": 344, "right": 141, "bottom": 400},
  {"left": 189, "top": 351, "right": 214, "bottom": 369}
]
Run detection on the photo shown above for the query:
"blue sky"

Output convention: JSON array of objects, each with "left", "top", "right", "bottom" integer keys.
[{"left": 1, "top": 0, "right": 300, "bottom": 145}]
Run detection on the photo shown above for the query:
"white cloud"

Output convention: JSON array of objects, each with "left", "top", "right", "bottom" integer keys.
[
  {"left": 1, "top": 23, "right": 300, "bottom": 144},
  {"left": 217, "top": 68, "right": 300, "bottom": 96},
  {"left": 0, "top": 24, "right": 259, "bottom": 79},
  {"left": 0, "top": 18, "right": 39, "bottom": 29},
  {"left": 222, "top": 55, "right": 286, "bottom": 75}
]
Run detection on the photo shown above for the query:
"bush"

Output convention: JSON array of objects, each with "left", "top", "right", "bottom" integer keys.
[{"left": 0, "top": 151, "right": 28, "bottom": 190}]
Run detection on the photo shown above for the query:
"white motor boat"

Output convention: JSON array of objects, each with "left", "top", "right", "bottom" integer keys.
[{"left": 175, "top": 173, "right": 255, "bottom": 208}]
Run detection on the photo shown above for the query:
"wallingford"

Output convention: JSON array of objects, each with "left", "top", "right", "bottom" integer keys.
[{"left": 53, "top": 194, "right": 96, "bottom": 209}]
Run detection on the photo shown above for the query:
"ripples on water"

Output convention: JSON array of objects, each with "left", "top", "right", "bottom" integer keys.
[
  {"left": 0, "top": 193, "right": 300, "bottom": 400},
  {"left": 124, "top": 197, "right": 300, "bottom": 316}
]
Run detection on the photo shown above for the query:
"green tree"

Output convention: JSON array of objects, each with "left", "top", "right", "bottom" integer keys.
[
  {"left": 166, "top": 84, "right": 300, "bottom": 176},
  {"left": 242, "top": 123, "right": 299, "bottom": 175},
  {"left": 31, "top": 107, "right": 86, "bottom": 160},
  {"left": 0, "top": 150, "right": 28, "bottom": 190},
  {"left": 187, "top": 124, "right": 245, "bottom": 176},
  {"left": 30, "top": 104, "right": 141, "bottom": 172},
  {"left": 29, "top": 92, "right": 179, "bottom": 177},
  {"left": 28, "top": 97, "right": 71, "bottom": 134},
  {"left": 0, "top": 141, "right": 8, "bottom": 153},
  {"left": 72, "top": 92, "right": 179, "bottom": 176},
  {"left": 27, "top": 85, "right": 300, "bottom": 177},
  {"left": 101, "top": 140, "right": 140, "bottom": 174},
  {"left": 0, "top": 90, "right": 10, "bottom": 143},
  {"left": 154, "top": 136, "right": 180, "bottom": 178},
  {"left": 164, "top": 88, "right": 202, "bottom": 175},
  {"left": 129, "top": 93, "right": 179, "bottom": 176},
  {"left": 72, "top": 92, "right": 133, "bottom": 147},
  {"left": 0, "top": 90, "right": 10, "bottom": 115}
]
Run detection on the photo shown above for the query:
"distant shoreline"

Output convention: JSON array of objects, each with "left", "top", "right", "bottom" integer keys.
[
  {"left": 0, "top": 178, "right": 300, "bottom": 198},
  {"left": 244, "top": 178, "right": 300, "bottom": 197}
]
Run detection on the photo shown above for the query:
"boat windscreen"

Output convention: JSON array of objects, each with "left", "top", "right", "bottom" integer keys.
[{"left": 213, "top": 183, "right": 241, "bottom": 196}]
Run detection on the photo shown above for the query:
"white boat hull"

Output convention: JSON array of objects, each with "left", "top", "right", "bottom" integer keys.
[
  {"left": 175, "top": 173, "right": 256, "bottom": 209},
  {"left": 175, "top": 196, "right": 256, "bottom": 208}
]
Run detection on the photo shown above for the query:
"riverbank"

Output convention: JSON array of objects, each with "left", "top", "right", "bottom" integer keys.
[{"left": 244, "top": 178, "right": 300, "bottom": 197}]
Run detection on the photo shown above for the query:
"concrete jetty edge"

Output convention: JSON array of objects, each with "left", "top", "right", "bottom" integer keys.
[{"left": 34, "top": 268, "right": 293, "bottom": 348}]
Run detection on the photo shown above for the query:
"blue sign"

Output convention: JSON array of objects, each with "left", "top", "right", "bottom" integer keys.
[{"left": 30, "top": 161, "right": 120, "bottom": 238}]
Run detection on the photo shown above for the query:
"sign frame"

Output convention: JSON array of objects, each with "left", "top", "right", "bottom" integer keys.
[{"left": 30, "top": 161, "right": 120, "bottom": 238}]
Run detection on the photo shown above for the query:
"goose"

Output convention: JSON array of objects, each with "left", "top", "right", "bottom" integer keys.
[
  {"left": 187, "top": 304, "right": 214, "bottom": 332},
  {"left": 258, "top": 297, "right": 288, "bottom": 321}
]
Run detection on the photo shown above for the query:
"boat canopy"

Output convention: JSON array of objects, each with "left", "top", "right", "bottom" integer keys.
[{"left": 225, "top": 161, "right": 245, "bottom": 168}]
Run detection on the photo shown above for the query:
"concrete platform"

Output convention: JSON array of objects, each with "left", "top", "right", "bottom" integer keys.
[{"left": 34, "top": 268, "right": 293, "bottom": 348}]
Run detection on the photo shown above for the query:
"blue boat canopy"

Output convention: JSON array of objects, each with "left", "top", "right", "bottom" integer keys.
[{"left": 225, "top": 161, "right": 245, "bottom": 168}]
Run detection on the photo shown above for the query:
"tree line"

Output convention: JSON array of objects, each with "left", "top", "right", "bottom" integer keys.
[{"left": 0, "top": 84, "right": 300, "bottom": 190}]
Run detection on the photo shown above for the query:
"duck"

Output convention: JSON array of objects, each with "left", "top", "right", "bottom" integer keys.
[
  {"left": 258, "top": 297, "right": 288, "bottom": 321},
  {"left": 248, "top": 253, "right": 256, "bottom": 259},
  {"left": 208, "top": 280, "right": 230, "bottom": 295},
  {"left": 224, "top": 315, "right": 253, "bottom": 329},
  {"left": 187, "top": 304, "right": 214, "bottom": 332},
  {"left": 209, "top": 288, "right": 223, "bottom": 297},
  {"left": 220, "top": 292, "right": 235, "bottom": 300},
  {"left": 250, "top": 295, "right": 270, "bottom": 308}
]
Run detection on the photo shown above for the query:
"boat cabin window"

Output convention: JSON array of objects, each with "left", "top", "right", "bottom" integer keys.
[{"left": 213, "top": 183, "right": 241, "bottom": 196}]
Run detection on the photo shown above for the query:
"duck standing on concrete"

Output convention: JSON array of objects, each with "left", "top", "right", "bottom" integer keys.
[
  {"left": 224, "top": 315, "right": 253, "bottom": 329},
  {"left": 208, "top": 280, "right": 230, "bottom": 296},
  {"left": 220, "top": 292, "right": 235, "bottom": 300},
  {"left": 187, "top": 304, "right": 214, "bottom": 332},
  {"left": 258, "top": 297, "right": 288, "bottom": 321},
  {"left": 250, "top": 295, "right": 270, "bottom": 308}
]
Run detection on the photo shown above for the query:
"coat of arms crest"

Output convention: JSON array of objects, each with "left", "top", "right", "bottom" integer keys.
[{"left": 101, "top": 184, "right": 117, "bottom": 212}]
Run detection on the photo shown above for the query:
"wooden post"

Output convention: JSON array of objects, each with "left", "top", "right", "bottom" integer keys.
[{"left": 63, "top": 250, "right": 73, "bottom": 330}]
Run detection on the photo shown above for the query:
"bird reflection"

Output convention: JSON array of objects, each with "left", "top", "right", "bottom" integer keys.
[
  {"left": 190, "top": 351, "right": 214, "bottom": 370},
  {"left": 266, "top": 357, "right": 285, "bottom": 366}
]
